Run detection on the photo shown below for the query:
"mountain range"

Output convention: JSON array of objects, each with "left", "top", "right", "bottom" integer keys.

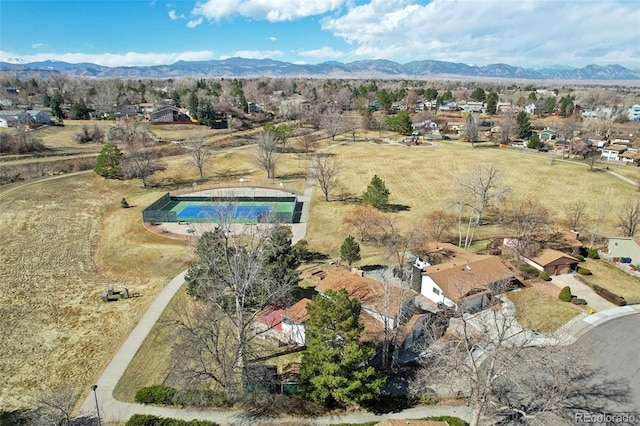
[{"left": 1, "top": 57, "right": 639, "bottom": 81}]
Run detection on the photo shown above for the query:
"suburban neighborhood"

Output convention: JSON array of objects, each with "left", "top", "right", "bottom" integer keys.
[{"left": 2, "top": 62, "right": 640, "bottom": 426}]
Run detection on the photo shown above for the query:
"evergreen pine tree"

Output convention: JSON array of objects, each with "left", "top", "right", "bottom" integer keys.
[
  {"left": 362, "top": 174, "right": 390, "bottom": 209},
  {"left": 340, "top": 235, "right": 361, "bottom": 267},
  {"left": 298, "top": 289, "right": 385, "bottom": 406}
]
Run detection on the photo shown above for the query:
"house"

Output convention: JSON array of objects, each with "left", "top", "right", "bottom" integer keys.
[
  {"left": 463, "top": 101, "right": 485, "bottom": 113},
  {"left": 620, "top": 150, "right": 640, "bottom": 166},
  {"left": 607, "top": 237, "right": 640, "bottom": 263},
  {"left": 496, "top": 102, "right": 513, "bottom": 114},
  {"left": 315, "top": 270, "right": 418, "bottom": 330},
  {"left": 600, "top": 145, "right": 628, "bottom": 161},
  {"left": 415, "top": 250, "right": 517, "bottom": 311},
  {"left": 539, "top": 127, "right": 557, "bottom": 143},
  {"left": 628, "top": 104, "right": 640, "bottom": 122},
  {"left": 0, "top": 110, "right": 35, "bottom": 127},
  {"left": 281, "top": 298, "right": 311, "bottom": 345},
  {"left": 524, "top": 102, "right": 544, "bottom": 115},
  {"left": 525, "top": 249, "right": 579, "bottom": 276},
  {"left": 149, "top": 105, "right": 191, "bottom": 123}
]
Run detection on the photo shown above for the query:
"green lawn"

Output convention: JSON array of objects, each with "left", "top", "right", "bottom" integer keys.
[
  {"left": 578, "top": 258, "right": 640, "bottom": 304},
  {"left": 507, "top": 287, "right": 581, "bottom": 334}
]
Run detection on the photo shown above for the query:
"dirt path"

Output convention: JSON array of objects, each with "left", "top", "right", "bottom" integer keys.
[{"left": 0, "top": 169, "right": 93, "bottom": 201}]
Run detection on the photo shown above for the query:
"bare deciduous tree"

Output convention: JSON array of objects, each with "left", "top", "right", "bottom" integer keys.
[
  {"left": 500, "top": 198, "right": 552, "bottom": 259},
  {"left": 617, "top": 200, "right": 640, "bottom": 237},
  {"left": 450, "top": 163, "right": 509, "bottom": 250},
  {"left": 564, "top": 200, "right": 587, "bottom": 231},
  {"left": 28, "top": 385, "right": 78, "bottom": 426},
  {"left": 254, "top": 130, "right": 280, "bottom": 179},
  {"left": 343, "top": 204, "right": 384, "bottom": 242},
  {"left": 176, "top": 224, "right": 299, "bottom": 402},
  {"left": 585, "top": 190, "right": 611, "bottom": 247},
  {"left": 186, "top": 133, "right": 212, "bottom": 178},
  {"left": 314, "top": 154, "right": 341, "bottom": 202},
  {"left": 123, "top": 142, "right": 166, "bottom": 187},
  {"left": 409, "top": 294, "right": 632, "bottom": 426},
  {"left": 319, "top": 107, "right": 344, "bottom": 140}
]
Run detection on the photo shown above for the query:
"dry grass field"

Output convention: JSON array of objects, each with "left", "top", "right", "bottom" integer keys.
[
  {"left": 0, "top": 174, "right": 191, "bottom": 411},
  {"left": 305, "top": 138, "right": 638, "bottom": 261}
]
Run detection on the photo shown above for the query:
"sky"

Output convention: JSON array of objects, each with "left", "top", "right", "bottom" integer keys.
[{"left": 0, "top": 0, "right": 639, "bottom": 69}]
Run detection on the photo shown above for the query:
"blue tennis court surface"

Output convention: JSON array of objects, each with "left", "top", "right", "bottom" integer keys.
[{"left": 177, "top": 205, "right": 273, "bottom": 220}]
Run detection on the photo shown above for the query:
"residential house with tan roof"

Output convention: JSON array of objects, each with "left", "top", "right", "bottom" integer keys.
[
  {"left": 416, "top": 254, "right": 517, "bottom": 311},
  {"left": 600, "top": 145, "right": 628, "bottom": 161},
  {"left": 524, "top": 248, "right": 579, "bottom": 276},
  {"left": 315, "top": 269, "right": 418, "bottom": 329}
]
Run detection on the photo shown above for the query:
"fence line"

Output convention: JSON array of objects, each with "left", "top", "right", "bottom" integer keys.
[{"left": 172, "top": 180, "right": 301, "bottom": 197}]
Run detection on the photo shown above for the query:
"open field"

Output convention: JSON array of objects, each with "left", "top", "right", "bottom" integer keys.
[
  {"left": 0, "top": 173, "right": 191, "bottom": 411},
  {"left": 507, "top": 287, "right": 581, "bottom": 334},
  {"left": 305, "top": 138, "right": 638, "bottom": 262}
]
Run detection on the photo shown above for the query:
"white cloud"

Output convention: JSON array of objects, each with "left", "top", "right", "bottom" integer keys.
[
  {"left": 168, "top": 10, "right": 184, "bottom": 20},
  {"left": 223, "top": 50, "right": 284, "bottom": 59},
  {"left": 298, "top": 46, "right": 344, "bottom": 59},
  {"left": 187, "top": 17, "right": 203, "bottom": 28},
  {"left": 0, "top": 50, "right": 216, "bottom": 67},
  {"left": 31, "top": 43, "right": 45, "bottom": 49},
  {"left": 322, "top": 0, "right": 640, "bottom": 67},
  {"left": 191, "top": 0, "right": 347, "bottom": 22},
  {"left": 266, "top": 36, "right": 277, "bottom": 42}
]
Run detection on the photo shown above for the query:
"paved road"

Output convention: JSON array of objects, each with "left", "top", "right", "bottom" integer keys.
[{"left": 571, "top": 313, "right": 640, "bottom": 416}]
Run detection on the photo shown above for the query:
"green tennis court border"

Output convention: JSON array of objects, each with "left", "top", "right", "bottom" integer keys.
[{"left": 142, "top": 192, "right": 300, "bottom": 224}]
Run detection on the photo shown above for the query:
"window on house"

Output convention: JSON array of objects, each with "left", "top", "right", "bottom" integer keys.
[{"left": 433, "top": 287, "right": 440, "bottom": 295}]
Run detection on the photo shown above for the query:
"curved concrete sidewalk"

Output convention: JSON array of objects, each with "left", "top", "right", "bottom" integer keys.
[{"left": 557, "top": 304, "right": 640, "bottom": 343}]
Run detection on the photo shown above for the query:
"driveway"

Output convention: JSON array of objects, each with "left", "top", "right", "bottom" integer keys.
[{"left": 550, "top": 274, "right": 617, "bottom": 312}]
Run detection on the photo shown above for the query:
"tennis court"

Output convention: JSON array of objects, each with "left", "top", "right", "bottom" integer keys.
[{"left": 143, "top": 192, "right": 298, "bottom": 224}]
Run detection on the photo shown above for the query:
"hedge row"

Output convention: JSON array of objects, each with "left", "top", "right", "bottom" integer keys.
[
  {"left": 134, "top": 385, "right": 227, "bottom": 408},
  {"left": 126, "top": 414, "right": 217, "bottom": 426},
  {"left": 134, "top": 385, "right": 176, "bottom": 405},
  {"left": 592, "top": 285, "right": 626, "bottom": 306}
]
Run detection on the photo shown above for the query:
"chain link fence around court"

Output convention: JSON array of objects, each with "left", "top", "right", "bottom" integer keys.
[{"left": 142, "top": 190, "right": 300, "bottom": 224}]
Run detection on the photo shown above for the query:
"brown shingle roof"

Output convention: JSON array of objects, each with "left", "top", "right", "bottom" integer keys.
[
  {"left": 531, "top": 249, "right": 578, "bottom": 267},
  {"left": 315, "top": 270, "right": 417, "bottom": 317},
  {"left": 426, "top": 256, "right": 515, "bottom": 304},
  {"left": 282, "top": 298, "right": 311, "bottom": 323}
]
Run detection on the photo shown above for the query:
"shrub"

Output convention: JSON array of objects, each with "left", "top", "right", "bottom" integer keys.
[
  {"left": 571, "top": 297, "right": 588, "bottom": 305},
  {"left": 578, "top": 267, "right": 592, "bottom": 275},
  {"left": 586, "top": 248, "right": 600, "bottom": 259},
  {"left": 126, "top": 414, "right": 218, "bottom": 426},
  {"left": 538, "top": 271, "right": 551, "bottom": 281},
  {"left": 592, "top": 285, "right": 626, "bottom": 306},
  {"left": 134, "top": 385, "right": 177, "bottom": 405},
  {"left": 521, "top": 265, "right": 540, "bottom": 279},
  {"left": 558, "top": 286, "right": 573, "bottom": 302},
  {"left": 574, "top": 254, "right": 585, "bottom": 262}
]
